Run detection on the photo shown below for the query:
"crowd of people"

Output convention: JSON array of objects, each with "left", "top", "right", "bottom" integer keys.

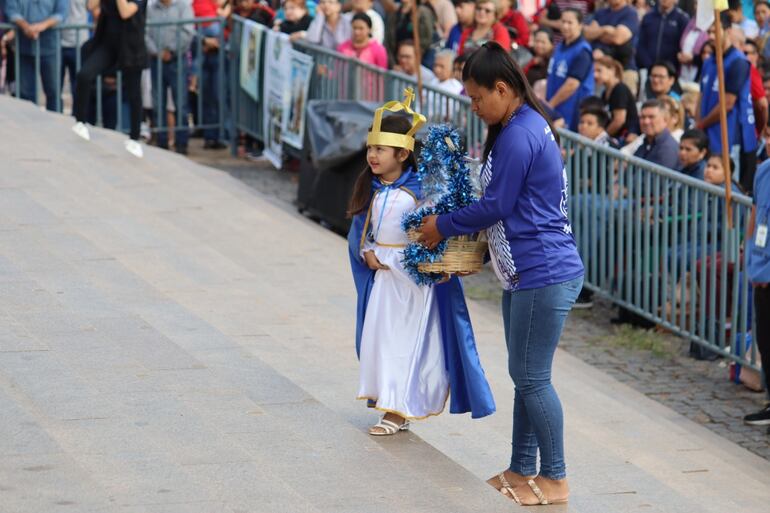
[{"left": 2, "top": 0, "right": 768, "bottom": 179}]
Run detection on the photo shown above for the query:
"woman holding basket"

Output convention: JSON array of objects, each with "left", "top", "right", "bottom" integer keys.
[{"left": 419, "top": 41, "right": 584, "bottom": 506}]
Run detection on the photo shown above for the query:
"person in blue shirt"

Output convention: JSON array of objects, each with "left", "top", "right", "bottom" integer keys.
[
  {"left": 4, "top": 0, "right": 69, "bottom": 112},
  {"left": 445, "top": 0, "right": 474, "bottom": 52},
  {"left": 546, "top": 8, "right": 594, "bottom": 131},
  {"left": 634, "top": 99, "right": 680, "bottom": 169},
  {"left": 583, "top": 0, "right": 639, "bottom": 73},
  {"left": 635, "top": 0, "right": 689, "bottom": 72},
  {"left": 743, "top": 155, "right": 770, "bottom": 426},
  {"left": 419, "top": 41, "right": 584, "bottom": 507},
  {"left": 697, "top": 11, "right": 757, "bottom": 194}
]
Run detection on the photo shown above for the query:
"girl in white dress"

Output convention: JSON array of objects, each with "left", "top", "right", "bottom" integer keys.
[{"left": 347, "top": 111, "right": 450, "bottom": 436}]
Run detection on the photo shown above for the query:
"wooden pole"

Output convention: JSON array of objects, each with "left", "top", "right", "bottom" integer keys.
[
  {"left": 410, "top": 1, "right": 424, "bottom": 106},
  {"left": 713, "top": 9, "right": 733, "bottom": 228}
]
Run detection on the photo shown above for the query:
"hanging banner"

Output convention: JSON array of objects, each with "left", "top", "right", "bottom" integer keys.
[
  {"left": 263, "top": 31, "right": 291, "bottom": 169},
  {"left": 281, "top": 50, "right": 314, "bottom": 150},
  {"left": 239, "top": 20, "right": 263, "bottom": 101}
]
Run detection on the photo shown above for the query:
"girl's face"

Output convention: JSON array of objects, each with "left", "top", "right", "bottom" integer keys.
[
  {"left": 352, "top": 20, "right": 370, "bottom": 44},
  {"left": 561, "top": 12, "right": 581, "bottom": 41},
  {"left": 705, "top": 156, "right": 726, "bottom": 185},
  {"left": 366, "top": 145, "right": 406, "bottom": 177},
  {"left": 678, "top": 139, "right": 706, "bottom": 167},
  {"left": 578, "top": 113, "right": 604, "bottom": 140},
  {"left": 533, "top": 31, "right": 553, "bottom": 58},
  {"left": 283, "top": 1, "right": 306, "bottom": 22}
]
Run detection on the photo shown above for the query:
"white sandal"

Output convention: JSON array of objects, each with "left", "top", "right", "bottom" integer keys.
[{"left": 368, "top": 418, "right": 410, "bottom": 436}]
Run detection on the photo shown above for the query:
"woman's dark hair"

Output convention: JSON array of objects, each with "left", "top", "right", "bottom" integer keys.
[
  {"left": 347, "top": 115, "right": 419, "bottom": 217},
  {"left": 561, "top": 7, "right": 583, "bottom": 23},
  {"left": 534, "top": 26, "right": 554, "bottom": 44},
  {"left": 680, "top": 129, "right": 709, "bottom": 155},
  {"left": 462, "top": 41, "right": 559, "bottom": 159},
  {"left": 352, "top": 12, "right": 372, "bottom": 28}
]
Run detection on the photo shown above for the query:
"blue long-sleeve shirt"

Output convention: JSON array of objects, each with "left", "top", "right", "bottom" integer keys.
[
  {"left": 5, "top": 0, "right": 69, "bottom": 55},
  {"left": 635, "top": 5, "right": 690, "bottom": 70},
  {"left": 436, "top": 104, "right": 584, "bottom": 291}
]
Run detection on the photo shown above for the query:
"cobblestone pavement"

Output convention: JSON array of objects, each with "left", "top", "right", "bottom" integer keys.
[{"left": 189, "top": 148, "right": 770, "bottom": 461}]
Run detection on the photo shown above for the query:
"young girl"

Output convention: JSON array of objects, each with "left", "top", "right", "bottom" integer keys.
[{"left": 347, "top": 95, "right": 495, "bottom": 435}]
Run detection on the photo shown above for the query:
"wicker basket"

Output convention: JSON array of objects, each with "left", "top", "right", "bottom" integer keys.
[{"left": 408, "top": 231, "right": 488, "bottom": 274}]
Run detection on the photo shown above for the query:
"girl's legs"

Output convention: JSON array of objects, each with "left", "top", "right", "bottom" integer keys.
[
  {"left": 497, "top": 276, "right": 582, "bottom": 502},
  {"left": 74, "top": 45, "right": 116, "bottom": 124}
]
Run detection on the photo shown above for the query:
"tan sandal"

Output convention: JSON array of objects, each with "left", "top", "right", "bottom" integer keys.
[
  {"left": 368, "top": 418, "right": 410, "bottom": 436},
  {"left": 522, "top": 479, "right": 568, "bottom": 506},
  {"left": 496, "top": 473, "right": 523, "bottom": 503}
]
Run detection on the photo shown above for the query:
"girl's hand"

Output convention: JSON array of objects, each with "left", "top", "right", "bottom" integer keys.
[
  {"left": 418, "top": 215, "right": 444, "bottom": 249},
  {"left": 364, "top": 251, "right": 389, "bottom": 270}
]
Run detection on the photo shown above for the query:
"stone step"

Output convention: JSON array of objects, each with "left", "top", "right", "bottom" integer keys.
[{"left": 1, "top": 96, "right": 769, "bottom": 513}]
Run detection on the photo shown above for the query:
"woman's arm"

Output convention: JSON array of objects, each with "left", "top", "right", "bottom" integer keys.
[
  {"left": 547, "top": 78, "right": 579, "bottom": 108},
  {"left": 87, "top": 0, "right": 100, "bottom": 11},
  {"left": 606, "top": 108, "right": 627, "bottom": 137},
  {"left": 116, "top": 0, "right": 139, "bottom": 19},
  {"left": 435, "top": 127, "right": 533, "bottom": 238}
]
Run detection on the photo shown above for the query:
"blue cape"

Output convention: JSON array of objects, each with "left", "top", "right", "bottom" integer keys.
[{"left": 347, "top": 169, "right": 496, "bottom": 419}]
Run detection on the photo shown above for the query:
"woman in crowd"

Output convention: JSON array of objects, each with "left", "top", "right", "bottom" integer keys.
[
  {"left": 659, "top": 95, "right": 685, "bottom": 142},
  {"left": 275, "top": 0, "right": 313, "bottom": 40},
  {"left": 498, "top": 0, "right": 529, "bottom": 47},
  {"left": 384, "top": 0, "right": 436, "bottom": 67},
  {"left": 337, "top": 12, "right": 388, "bottom": 69},
  {"left": 72, "top": 0, "right": 147, "bottom": 158},
  {"left": 593, "top": 55, "right": 639, "bottom": 143},
  {"left": 546, "top": 8, "right": 594, "bottom": 131},
  {"left": 524, "top": 27, "right": 554, "bottom": 87},
  {"left": 306, "top": 0, "right": 350, "bottom": 50},
  {"left": 458, "top": 0, "right": 511, "bottom": 55},
  {"left": 678, "top": 10, "right": 711, "bottom": 83}
]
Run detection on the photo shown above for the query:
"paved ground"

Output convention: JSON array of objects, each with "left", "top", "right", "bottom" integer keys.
[
  {"left": 3, "top": 97, "right": 770, "bottom": 513},
  {"left": 187, "top": 146, "right": 770, "bottom": 462}
]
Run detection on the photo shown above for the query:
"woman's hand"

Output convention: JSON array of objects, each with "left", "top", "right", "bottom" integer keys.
[
  {"left": 418, "top": 215, "right": 444, "bottom": 249},
  {"left": 364, "top": 251, "right": 389, "bottom": 271}
]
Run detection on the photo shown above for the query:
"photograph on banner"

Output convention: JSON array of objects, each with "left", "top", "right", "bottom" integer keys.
[
  {"left": 282, "top": 50, "right": 314, "bottom": 150},
  {"left": 263, "top": 31, "right": 291, "bottom": 168},
  {"left": 239, "top": 20, "right": 263, "bottom": 101}
]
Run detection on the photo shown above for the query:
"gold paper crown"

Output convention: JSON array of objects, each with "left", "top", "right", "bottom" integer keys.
[{"left": 366, "top": 87, "right": 426, "bottom": 151}]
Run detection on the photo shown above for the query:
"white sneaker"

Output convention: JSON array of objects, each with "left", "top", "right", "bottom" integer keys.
[
  {"left": 124, "top": 139, "right": 144, "bottom": 158},
  {"left": 72, "top": 122, "right": 90, "bottom": 141}
]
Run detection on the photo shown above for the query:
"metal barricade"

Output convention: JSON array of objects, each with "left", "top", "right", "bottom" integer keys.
[
  {"left": 0, "top": 17, "right": 226, "bottom": 144},
  {"left": 562, "top": 131, "right": 758, "bottom": 370}
]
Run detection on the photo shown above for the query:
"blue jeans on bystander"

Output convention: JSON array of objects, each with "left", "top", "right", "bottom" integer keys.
[
  {"left": 502, "top": 275, "right": 583, "bottom": 480},
  {"left": 19, "top": 53, "right": 57, "bottom": 111}
]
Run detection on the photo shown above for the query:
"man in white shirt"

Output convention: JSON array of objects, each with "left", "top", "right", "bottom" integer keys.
[{"left": 433, "top": 49, "right": 463, "bottom": 95}]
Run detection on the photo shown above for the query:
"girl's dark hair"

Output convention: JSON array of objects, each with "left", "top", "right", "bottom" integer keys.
[
  {"left": 347, "top": 115, "right": 419, "bottom": 217},
  {"left": 681, "top": 128, "right": 710, "bottom": 154},
  {"left": 352, "top": 12, "right": 373, "bottom": 28},
  {"left": 462, "top": 41, "right": 559, "bottom": 159}
]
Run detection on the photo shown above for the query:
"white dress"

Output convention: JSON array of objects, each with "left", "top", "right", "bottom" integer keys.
[{"left": 357, "top": 186, "right": 450, "bottom": 419}]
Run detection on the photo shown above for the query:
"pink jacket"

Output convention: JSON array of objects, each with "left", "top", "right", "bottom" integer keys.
[{"left": 337, "top": 39, "right": 388, "bottom": 69}]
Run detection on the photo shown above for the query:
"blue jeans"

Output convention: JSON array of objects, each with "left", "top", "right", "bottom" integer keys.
[
  {"left": 151, "top": 58, "right": 190, "bottom": 149},
  {"left": 502, "top": 275, "right": 583, "bottom": 480},
  {"left": 19, "top": 53, "right": 57, "bottom": 111},
  {"left": 201, "top": 51, "right": 221, "bottom": 142}
]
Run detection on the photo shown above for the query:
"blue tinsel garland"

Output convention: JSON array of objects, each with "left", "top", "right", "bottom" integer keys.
[{"left": 401, "top": 125, "right": 479, "bottom": 285}]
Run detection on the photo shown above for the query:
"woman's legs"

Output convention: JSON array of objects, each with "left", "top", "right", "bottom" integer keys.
[
  {"left": 74, "top": 45, "right": 116, "bottom": 124},
  {"left": 123, "top": 68, "right": 142, "bottom": 141},
  {"left": 503, "top": 276, "right": 583, "bottom": 480}
]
